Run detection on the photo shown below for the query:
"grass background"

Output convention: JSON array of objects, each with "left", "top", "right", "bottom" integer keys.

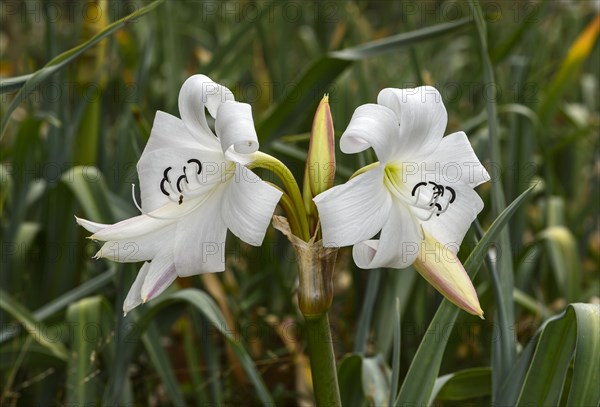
[{"left": 0, "top": 0, "right": 598, "bottom": 405}]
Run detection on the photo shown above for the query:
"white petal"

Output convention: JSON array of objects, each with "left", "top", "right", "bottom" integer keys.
[
  {"left": 178, "top": 75, "right": 234, "bottom": 144},
  {"left": 90, "top": 205, "right": 177, "bottom": 241},
  {"left": 352, "top": 203, "right": 421, "bottom": 269},
  {"left": 174, "top": 192, "right": 228, "bottom": 276},
  {"left": 422, "top": 131, "right": 490, "bottom": 188},
  {"left": 95, "top": 226, "right": 175, "bottom": 263},
  {"left": 377, "top": 86, "right": 447, "bottom": 160},
  {"left": 339, "top": 103, "right": 400, "bottom": 163},
  {"left": 421, "top": 184, "right": 484, "bottom": 252},
  {"left": 123, "top": 262, "right": 151, "bottom": 314},
  {"left": 215, "top": 101, "right": 259, "bottom": 158},
  {"left": 75, "top": 216, "right": 108, "bottom": 233},
  {"left": 140, "top": 248, "right": 177, "bottom": 301},
  {"left": 143, "top": 111, "right": 219, "bottom": 154},
  {"left": 313, "top": 167, "right": 392, "bottom": 247},
  {"left": 137, "top": 147, "right": 226, "bottom": 212},
  {"left": 221, "top": 167, "right": 282, "bottom": 245}
]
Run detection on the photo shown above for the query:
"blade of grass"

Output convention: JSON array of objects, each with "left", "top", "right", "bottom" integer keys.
[
  {"left": 0, "top": 268, "right": 116, "bottom": 345},
  {"left": 538, "top": 15, "right": 600, "bottom": 124},
  {"left": 501, "top": 304, "right": 600, "bottom": 406},
  {"left": 388, "top": 298, "right": 401, "bottom": 406},
  {"left": 257, "top": 17, "right": 473, "bottom": 141},
  {"left": 0, "top": 289, "right": 68, "bottom": 360},
  {"left": 468, "top": 2, "right": 516, "bottom": 399},
  {"left": 337, "top": 354, "right": 365, "bottom": 406},
  {"left": 354, "top": 269, "right": 381, "bottom": 354},
  {"left": 429, "top": 367, "right": 491, "bottom": 403},
  {"left": 0, "top": 0, "right": 165, "bottom": 137},
  {"left": 538, "top": 226, "right": 582, "bottom": 305},
  {"left": 123, "top": 288, "right": 274, "bottom": 405},
  {"left": 180, "top": 317, "right": 209, "bottom": 407},
  {"left": 141, "top": 322, "right": 187, "bottom": 407},
  {"left": 62, "top": 166, "right": 117, "bottom": 223},
  {"left": 66, "top": 296, "right": 113, "bottom": 406}
]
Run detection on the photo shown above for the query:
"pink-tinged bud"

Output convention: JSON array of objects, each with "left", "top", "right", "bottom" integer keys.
[
  {"left": 305, "top": 95, "right": 336, "bottom": 198},
  {"left": 413, "top": 232, "right": 484, "bottom": 318}
]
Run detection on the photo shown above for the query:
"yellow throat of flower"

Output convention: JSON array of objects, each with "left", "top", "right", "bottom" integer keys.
[{"left": 383, "top": 163, "right": 405, "bottom": 200}]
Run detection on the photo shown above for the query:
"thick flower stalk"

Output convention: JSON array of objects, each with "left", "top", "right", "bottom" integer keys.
[
  {"left": 270, "top": 96, "right": 341, "bottom": 406},
  {"left": 313, "top": 86, "right": 489, "bottom": 317},
  {"left": 76, "top": 75, "right": 282, "bottom": 313}
]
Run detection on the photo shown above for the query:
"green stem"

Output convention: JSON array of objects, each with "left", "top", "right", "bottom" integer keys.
[
  {"left": 305, "top": 313, "right": 341, "bottom": 407},
  {"left": 268, "top": 184, "right": 303, "bottom": 240},
  {"left": 249, "top": 152, "right": 310, "bottom": 241}
]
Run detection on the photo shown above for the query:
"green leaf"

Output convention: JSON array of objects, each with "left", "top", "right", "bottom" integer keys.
[
  {"left": 354, "top": 269, "right": 381, "bottom": 354},
  {"left": 430, "top": 367, "right": 491, "bottom": 402},
  {"left": 394, "top": 185, "right": 535, "bottom": 406},
  {"left": 126, "top": 288, "right": 274, "bottom": 405},
  {"left": 141, "top": 322, "right": 187, "bottom": 407},
  {"left": 468, "top": 1, "right": 516, "bottom": 398},
  {"left": 389, "top": 298, "right": 402, "bottom": 403},
  {"left": 498, "top": 303, "right": 600, "bottom": 407},
  {"left": 538, "top": 16, "right": 600, "bottom": 124},
  {"left": 0, "top": 271, "right": 117, "bottom": 347},
  {"left": 337, "top": 354, "right": 391, "bottom": 407},
  {"left": 62, "top": 166, "right": 126, "bottom": 223},
  {"left": 66, "top": 296, "right": 114, "bottom": 406},
  {"left": 0, "top": 0, "right": 165, "bottom": 136},
  {"left": 257, "top": 18, "right": 472, "bottom": 142},
  {"left": 338, "top": 354, "right": 366, "bottom": 407},
  {"left": 0, "top": 289, "right": 68, "bottom": 360},
  {"left": 538, "top": 226, "right": 582, "bottom": 303}
]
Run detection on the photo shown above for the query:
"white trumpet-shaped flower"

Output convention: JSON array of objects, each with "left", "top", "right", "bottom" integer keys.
[
  {"left": 76, "top": 75, "right": 282, "bottom": 314},
  {"left": 313, "top": 86, "right": 489, "bottom": 316}
]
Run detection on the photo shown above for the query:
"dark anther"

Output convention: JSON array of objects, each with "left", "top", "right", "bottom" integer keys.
[
  {"left": 160, "top": 178, "right": 170, "bottom": 196},
  {"left": 429, "top": 181, "right": 444, "bottom": 198},
  {"left": 163, "top": 167, "right": 172, "bottom": 183},
  {"left": 176, "top": 173, "right": 188, "bottom": 193},
  {"left": 411, "top": 182, "right": 427, "bottom": 196},
  {"left": 434, "top": 203, "right": 443, "bottom": 212},
  {"left": 178, "top": 195, "right": 183, "bottom": 205},
  {"left": 187, "top": 158, "right": 202, "bottom": 174},
  {"left": 446, "top": 186, "right": 456, "bottom": 203}
]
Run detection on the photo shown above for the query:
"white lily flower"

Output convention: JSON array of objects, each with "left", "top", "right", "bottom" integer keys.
[
  {"left": 313, "top": 86, "right": 489, "bottom": 316},
  {"left": 76, "top": 75, "right": 282, "bottom": 314}
]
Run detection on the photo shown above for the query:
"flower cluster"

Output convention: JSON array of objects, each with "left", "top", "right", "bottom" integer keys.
[{"left": 77, "top": 77, "right": 488, "bottom": 317}]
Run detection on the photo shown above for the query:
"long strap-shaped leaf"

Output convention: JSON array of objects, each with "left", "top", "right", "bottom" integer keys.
[
  {"left": 257, "top": 18, "right": 472, "bottom": 142},
  {"left": 0, "top": 0, "right": 165, "bottom": 137},
  {"left": 0, "top": 289, "right": 68, "bottom": 360},
  {"left": 468, "top": 1, "right": 516, "bottom": 398},
  {"left": 496, "top": 303, "right": 600, "bottom": 406},
  {"left": 393, "top": 185, "right": 534, "bottom": 406},
  {"left": 121, "top": 288, "right": 275, "bottom": 405}
]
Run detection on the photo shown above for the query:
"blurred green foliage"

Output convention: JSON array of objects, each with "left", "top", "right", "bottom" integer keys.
[{"left": 0, "top": 1, "right": 598, "bottom": 405}]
